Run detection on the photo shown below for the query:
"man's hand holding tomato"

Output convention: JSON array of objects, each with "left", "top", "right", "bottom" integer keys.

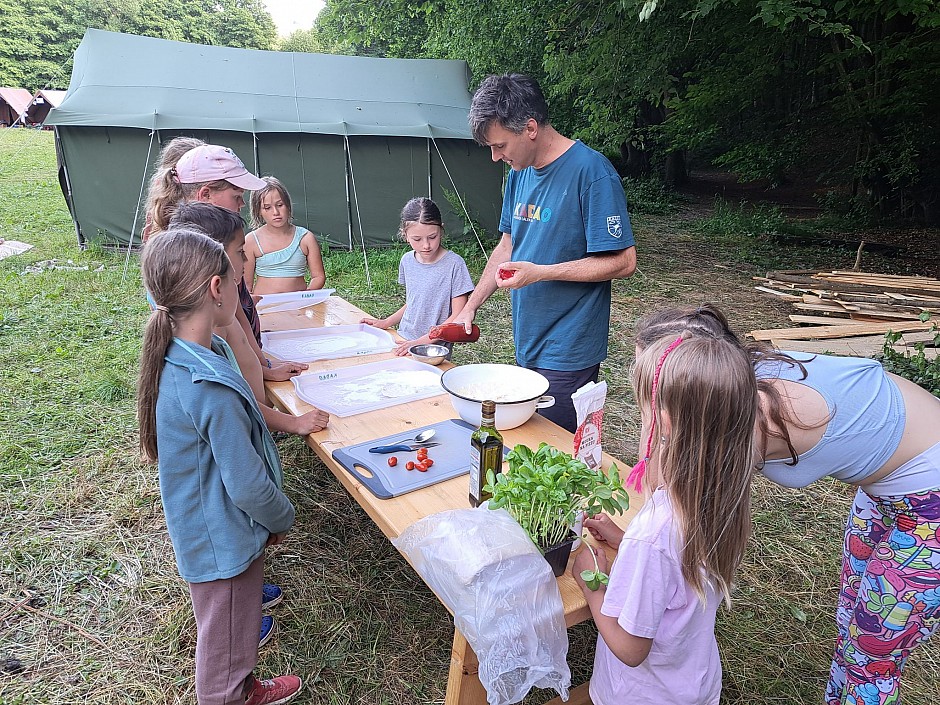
[{"left": 496, "top": 261, "right": 544, "bottom": 289}]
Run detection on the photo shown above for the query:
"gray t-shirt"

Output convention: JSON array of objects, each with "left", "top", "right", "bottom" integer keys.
[{"left": 397, "top": 249, "right": 474, "bottom": 340}]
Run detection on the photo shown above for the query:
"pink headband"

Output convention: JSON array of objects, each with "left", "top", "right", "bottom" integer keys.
[{"left": 626, "top": 335, "right": 684, "bottom": 492}]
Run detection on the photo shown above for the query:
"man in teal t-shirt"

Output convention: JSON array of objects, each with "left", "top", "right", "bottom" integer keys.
[{"left": 454, "top": 73, "right": 637, "bottom": 432}]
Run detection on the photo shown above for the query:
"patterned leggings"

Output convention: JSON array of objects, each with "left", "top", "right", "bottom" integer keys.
[{"left": 826, "top": 487, "right": 940, "bottom": 705}]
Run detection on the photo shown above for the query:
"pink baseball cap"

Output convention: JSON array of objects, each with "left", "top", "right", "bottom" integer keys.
[{"left": 175, "top": 145, "right": 267, "bottom": 190}]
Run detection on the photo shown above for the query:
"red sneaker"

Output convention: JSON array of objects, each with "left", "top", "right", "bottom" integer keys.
[{"left": 244, "top": 675, "right": 303, "bottom": 705}]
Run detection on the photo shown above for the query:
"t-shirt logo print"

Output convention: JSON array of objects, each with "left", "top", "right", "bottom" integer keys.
[{"left": 607, "top": 215, "right": 622, "bottom": 238}]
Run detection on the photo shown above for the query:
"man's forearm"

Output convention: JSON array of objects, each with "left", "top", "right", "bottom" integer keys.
[
  {"left": 466, "top": 234, "right": 512, "bottom": 312},
  {"left": 542, "top": 246, "right": 636, "bottom": 283}
]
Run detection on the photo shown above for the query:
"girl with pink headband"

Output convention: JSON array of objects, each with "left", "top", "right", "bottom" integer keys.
[{"left": 573, "top": 333, "right": 759, "bottom": 704}]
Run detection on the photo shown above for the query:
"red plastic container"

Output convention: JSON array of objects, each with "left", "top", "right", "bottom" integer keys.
[{"left": 429, "top": 323, "right": 481, "bottom": 343}]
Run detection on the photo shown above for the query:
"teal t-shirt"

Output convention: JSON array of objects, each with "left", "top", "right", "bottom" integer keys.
[{"left": 499, "top": 140, "right": 634, "bottom": 370}]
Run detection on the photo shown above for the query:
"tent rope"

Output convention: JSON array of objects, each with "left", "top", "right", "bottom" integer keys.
[
  {"left": 344, "top": 134, "right": 372, "bottom": 287},
  {"left": 430, "top": 137, "right": 488, "bottom": 257},
  {"left": 122, "top": 121, "right": 156, "bottom": 281}
]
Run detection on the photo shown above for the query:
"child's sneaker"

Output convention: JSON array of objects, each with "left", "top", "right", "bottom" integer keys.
[
  {"left": 244, "top": 675, "right": 303, "bottom": 705},
  {"left": 261, "top": 583, "right": 283, "bottom": 610},
  {"left": 259, "top": 615, "right": 276, "bottom": 648}
]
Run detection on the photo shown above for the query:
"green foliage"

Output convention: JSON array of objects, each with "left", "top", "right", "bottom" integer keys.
[
  {"left": 0, "top": 0, "right": 276, "bottom": 91},
  {"left": 879, "top": 319, "right": 940, "bottom": 397},
  {"left": 484, "top": 442, "right": 630, "bottom": 549},
  {"left": 695, "top": 200, "right": 787, "bottom": 238},
  {"left": 622, "top": 176, "right": 676, "bottom": 215}
]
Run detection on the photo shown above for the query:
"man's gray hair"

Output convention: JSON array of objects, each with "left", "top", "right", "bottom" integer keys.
[{"left": 469, "top": 73, "right": 550, "bottom": 145}]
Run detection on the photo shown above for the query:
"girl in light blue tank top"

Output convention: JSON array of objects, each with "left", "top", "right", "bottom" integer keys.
[{"left": 245, "top": 176, "right": 326, "bottom": 295}]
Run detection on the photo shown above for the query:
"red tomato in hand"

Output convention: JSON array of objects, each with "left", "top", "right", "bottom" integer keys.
[
  {"left": 387, "top": 457, "right": 397, "bottom": 467},
  {"left": 498, "top": 268, "right": 513, "bottom": 280}
]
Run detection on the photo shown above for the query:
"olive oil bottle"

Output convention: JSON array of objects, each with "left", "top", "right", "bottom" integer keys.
[{"left": 469, "top": 400, "right": 503, "bottom": 507}]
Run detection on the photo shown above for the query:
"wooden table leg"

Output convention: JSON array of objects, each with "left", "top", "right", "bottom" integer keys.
[
  {"left": 544, "top": 681, "right": 592, "bottom": 705},
  {"left": 445, "top": 628, "right": 489, "bottom": 705}
]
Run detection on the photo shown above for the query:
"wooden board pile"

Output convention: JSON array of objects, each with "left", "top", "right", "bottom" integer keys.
[{"left": 749, "top": 270, "right": 940, "bottom": 358}]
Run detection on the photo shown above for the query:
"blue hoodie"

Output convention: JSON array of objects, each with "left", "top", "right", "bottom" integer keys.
[{"left": 156, "top": 335, "right": 294, "bottom": 583}]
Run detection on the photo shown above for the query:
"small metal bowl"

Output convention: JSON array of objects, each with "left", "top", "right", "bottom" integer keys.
[{"left": 409, "top": 343, "right": 449, "bottom": 366}]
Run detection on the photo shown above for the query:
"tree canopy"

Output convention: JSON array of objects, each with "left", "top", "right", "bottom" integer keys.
[
  {"left": 312, "top": 0, "right": 940, "bottom": 223},
  {"left": 0, "top": 0, "right": 276, "bottom": 92}
]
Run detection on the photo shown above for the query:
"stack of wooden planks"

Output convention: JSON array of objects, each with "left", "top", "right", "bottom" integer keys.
[{"left": 749, "top": 270, "right": 939, "bottom": 358}]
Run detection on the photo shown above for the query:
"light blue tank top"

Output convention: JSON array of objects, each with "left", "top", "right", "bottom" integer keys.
[
  {"left": 254, "top": 227, "right": 308, "bottom": 278},
  {"left": 756, "top": 353, "right": 905, "bottom": 488}
]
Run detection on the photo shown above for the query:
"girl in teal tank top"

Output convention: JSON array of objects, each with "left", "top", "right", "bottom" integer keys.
[{"left": 245, "top": 176, "right": 326, "bottom": 295}]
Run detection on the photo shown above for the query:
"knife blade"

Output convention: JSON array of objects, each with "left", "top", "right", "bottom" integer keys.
[{"left": 368, "top": 442, "right": 442, "bottom": 454}]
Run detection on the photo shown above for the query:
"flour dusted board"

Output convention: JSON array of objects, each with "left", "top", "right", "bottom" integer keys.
[
  {"left": 333, "top": 419, "right": 507, "bottom": 499},
  {"left": 261, "top": 324, "right": 394, "bottom": 362},
  {"left": 291, "top": 357, "right": 446, "bottom": 416}
]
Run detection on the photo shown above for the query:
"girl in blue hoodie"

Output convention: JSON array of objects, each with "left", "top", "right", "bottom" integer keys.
[{"left": 137, "top": 228, "right": 302, "bottom": 705}]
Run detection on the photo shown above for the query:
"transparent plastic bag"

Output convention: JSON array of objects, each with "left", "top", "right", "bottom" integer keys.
[{"left": 393, "top": 507, "right": 571, "bottom": 704}]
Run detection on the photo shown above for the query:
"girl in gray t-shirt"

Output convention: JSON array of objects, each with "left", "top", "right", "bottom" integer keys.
[{"left": 361, "top": 198, "right": 474, "bottom": 355}]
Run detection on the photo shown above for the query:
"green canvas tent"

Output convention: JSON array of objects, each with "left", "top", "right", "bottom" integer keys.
[{"left": 47, "top": 29, "right": 503, "bottom": 253}]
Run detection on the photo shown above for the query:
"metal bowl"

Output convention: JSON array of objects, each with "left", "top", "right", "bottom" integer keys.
[{"left": 408, "top": 343, "right": 449, "bottom": 366}]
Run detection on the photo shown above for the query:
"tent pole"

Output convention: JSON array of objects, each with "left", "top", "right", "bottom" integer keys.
[
  {"left": 122, "top": 122, "right": 157, "bottom": 281},
  {"left": 343, "top": 138, "right": 353, "bottom": 253},
  {"left": 431, "top": 137, "right": 488, "bottom": 257},
  {"left": 427, "top": 137, "right": 432, "bottom": 198},
  {"left": 344, "top": 134, "right": 372, "bottom": 287}
]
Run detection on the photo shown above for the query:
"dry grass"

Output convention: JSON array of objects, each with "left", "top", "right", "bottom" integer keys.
[{"left": 1, "top": 129, "right": 938, "bottom": 704}]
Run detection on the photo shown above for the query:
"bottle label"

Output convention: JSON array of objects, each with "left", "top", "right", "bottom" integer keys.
[{"left": 469, "top": 446, "right": 481, "bottom": 500}]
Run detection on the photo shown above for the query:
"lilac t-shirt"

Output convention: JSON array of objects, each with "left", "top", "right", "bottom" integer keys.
[{"left": 590, "top": 489, "right": 723, "bottom": 705}]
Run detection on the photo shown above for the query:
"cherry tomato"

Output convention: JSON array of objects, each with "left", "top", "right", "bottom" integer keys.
[
  {"left": 424, "top": 458, "right": 434, "bottom": 467},
  {"left": 416, "top": 461, "right": 429, "bottom": 472},
  {"left": 405, "top": 461, "right": 415, "bottom": 471},
  {"left": 498, "top": 268, "right": 513, "bottom": 280},
  {"left": 387, "top": 457, "right": 397, "bottom": 467}
]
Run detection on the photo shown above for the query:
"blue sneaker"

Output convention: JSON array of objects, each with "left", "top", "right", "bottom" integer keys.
[
  {"left": 259, "top": 615, "right": 276, "bottom": 648},
  {"left": 262, "top": 583, "right": 283, "bottom": 610}
]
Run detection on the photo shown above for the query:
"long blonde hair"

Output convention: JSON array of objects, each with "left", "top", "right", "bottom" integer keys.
[
  {"left": 632, "top": 334, "right": 759, "bottom": 606},
  {"left": 137, "top": 227, "right": 230, "bottom": 462},
  {"left": 144, "top": 137, "right": 205, "bottom": 234},
  {"left": 249, "top": 176, "right": 292, "bottom": 229},
  {"left": 634, "top": 303, "right": 819, "bottom": 465}
]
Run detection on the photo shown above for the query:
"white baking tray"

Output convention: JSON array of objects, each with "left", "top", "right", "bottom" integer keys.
[
  {"left": 261, "top": 324, "right": 394, "bottom": 362},
  {"left": 291, "top": 358, "right": 446, "bottom": 417},
  {"left": 255, "top": 289, "right": 335, "bottom": 314}
]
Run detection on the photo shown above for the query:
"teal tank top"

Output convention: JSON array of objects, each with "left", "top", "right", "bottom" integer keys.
[{"left": 253, "top": 227, "right": 308, "bottom": 278}]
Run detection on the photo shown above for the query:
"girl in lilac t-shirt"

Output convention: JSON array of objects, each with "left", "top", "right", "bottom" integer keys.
[{"left": 573, "top": 333, "right": 760, "bottom": 704}]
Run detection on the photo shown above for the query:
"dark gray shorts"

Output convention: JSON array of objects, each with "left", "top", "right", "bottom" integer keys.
[{"left": 526, "top": 363, "right": 601, "bottom": 433}]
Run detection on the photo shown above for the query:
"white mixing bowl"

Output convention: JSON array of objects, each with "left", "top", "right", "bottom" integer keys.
[{"left": 440, "top": 364, "right": 555, "bottom": 430}]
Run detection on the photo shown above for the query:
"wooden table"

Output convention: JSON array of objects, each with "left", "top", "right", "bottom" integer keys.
[{"left": 261, "top": 296, "right": 643, "bottom": 705}]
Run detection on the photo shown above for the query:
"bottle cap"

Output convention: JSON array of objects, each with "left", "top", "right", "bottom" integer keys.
[{"left": 481, "top": 400, "right": 496, "bottom": 417}]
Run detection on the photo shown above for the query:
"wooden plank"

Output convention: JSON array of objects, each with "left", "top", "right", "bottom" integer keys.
[
  {"left": 755, "top": 286, "right": 803, "bottom": 301},
  {"left": 750, "top": 320, "right": 935, "bottom": 342},
  {"left": 788, "top": 315, "right": 859, "bottom": 325},
  {"left": 770, "top": 336, "right": 889, "bottom": 357},
  {"left": 771, "top": 331, "right": 938, "bottom": 357},
  {"left": 765, "top": 272, "right": 940, "bottom": 297}
]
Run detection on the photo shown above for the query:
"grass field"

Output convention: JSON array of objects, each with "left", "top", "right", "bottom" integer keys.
[{"left": 1, "top": 128, "right": 937, "bottom": 704}]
